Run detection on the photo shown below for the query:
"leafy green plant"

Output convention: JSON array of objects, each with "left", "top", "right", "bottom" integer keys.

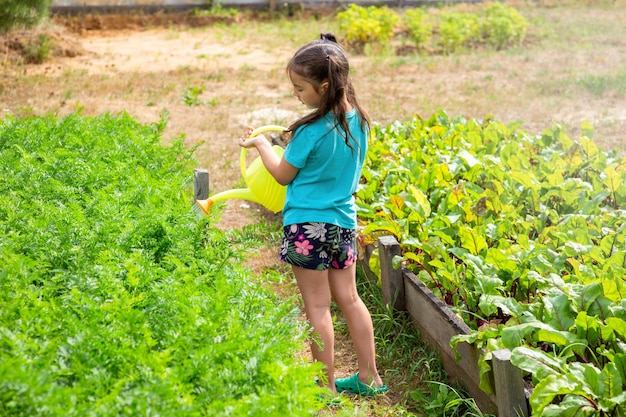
[
  {"left": 411, "top": 381, "right": 494, "bottom": 417},
  {"left": 438, "top": 11, "right": 481, "bottom": 54},
  {"left": 480, "top": 2, "right": 528, "bottom": 50},
  {"left": 403, "top": 8, "right": 432, "bottom": 51},
  {"left": 402, "top": 3, "right": 530, "bottom": 54},
  {"left": 0, "top": 112, "right": 324, "bottom": 416},
  {"left": 183, "top": 85, "right": 205, "bottom": 106},
  {"left": 357, "top": 111, "right": 626, "bottom": 414},
  {"left": 435, "top": 3, "right": 528, "bottom": 53},
  {"left": 511, "top": 346, "right": 626, "bottom": 415},
  {"left": 336, "top": 4, "right": 399, "bottom": 52}
]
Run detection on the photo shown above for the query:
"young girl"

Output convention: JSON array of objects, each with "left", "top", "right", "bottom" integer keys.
[{"left": 238, "top": 33, "right": 387, "bottom": 398}]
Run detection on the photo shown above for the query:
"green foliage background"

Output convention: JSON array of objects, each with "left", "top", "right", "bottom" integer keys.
[
  {"left": 337, "top": 3, "right": 528, "bottom": 53},
  {"left": 0, "top": 0, "right": 50, "bottom": 32},
  {"left": 0, "top": 113, "right": 322, "bottom": 416}
]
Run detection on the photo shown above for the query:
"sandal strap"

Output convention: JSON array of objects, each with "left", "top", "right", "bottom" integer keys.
[{"left": 335, "top": 372, "right": 388, "bottom": 397}]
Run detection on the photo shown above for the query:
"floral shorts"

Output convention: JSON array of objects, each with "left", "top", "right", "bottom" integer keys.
[{"left": 279, "top": 222, "right": 358, "bottom": 271}]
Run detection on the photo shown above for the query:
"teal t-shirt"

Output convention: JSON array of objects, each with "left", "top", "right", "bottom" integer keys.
[{"left": 282, "top": 109, "right": 368, "bottom": 229}]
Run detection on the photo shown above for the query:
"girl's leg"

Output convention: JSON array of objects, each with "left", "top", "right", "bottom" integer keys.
[
  {"left": 329, "top": 264, "right": 384, "bottom": 387},
  {"left": 292, "top": 265, "right": 337, "bottom": 394}
]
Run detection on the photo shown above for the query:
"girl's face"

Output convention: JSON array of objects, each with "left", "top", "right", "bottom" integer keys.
[{"left": 289, "top": 70, "right": 327, "bottom": 109}]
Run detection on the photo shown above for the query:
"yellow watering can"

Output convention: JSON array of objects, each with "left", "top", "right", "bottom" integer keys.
[{"left": 196, "top": 125, "right": 288, "bottom": 214}]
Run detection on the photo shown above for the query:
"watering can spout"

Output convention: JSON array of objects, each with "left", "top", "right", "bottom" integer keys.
[
  {"left": 196, "top": 188, "right": 262, "bottom": 215},
  {"left": 196, "top": 198, "right": 214, "bottom": 215}
]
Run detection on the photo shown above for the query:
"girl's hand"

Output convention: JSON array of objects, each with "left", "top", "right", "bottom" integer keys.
[
  {"left": 239, "top": 126, "right": 268, "bottom": 148},
  {"left": 238, "top": 126, "right": 298, "bottom": 186}
]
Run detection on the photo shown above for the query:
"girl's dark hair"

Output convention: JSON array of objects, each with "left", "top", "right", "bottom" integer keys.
[{"left": 286, "top": 32, "right": 369, "bottom": 150}]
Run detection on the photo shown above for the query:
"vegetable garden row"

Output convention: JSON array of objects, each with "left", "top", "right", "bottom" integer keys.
[
  {"left": 0, "top": 113, "right": 326, "bottom": 416},
  {"left": 336, "top": 2, "right": 528, "bottom": 54},
  {"left": 358, "top": 111, "right": 626, "bottom": 416}
]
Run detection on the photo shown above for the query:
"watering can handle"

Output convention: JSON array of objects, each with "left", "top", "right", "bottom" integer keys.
[{"left": 240, "top": 125, "right": 288, "bottom": 178}]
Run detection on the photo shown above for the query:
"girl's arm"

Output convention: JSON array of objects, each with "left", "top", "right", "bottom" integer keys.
[{"left": 239, "top": 131, "right": 299, "bottom": 186}]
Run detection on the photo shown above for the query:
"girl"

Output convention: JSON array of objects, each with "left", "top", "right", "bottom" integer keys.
[{"left": 238, "top": 33, "right": 387, "bottom": 398}]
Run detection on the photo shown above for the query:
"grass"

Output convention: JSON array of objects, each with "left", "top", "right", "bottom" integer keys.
[{"left": 576, "top": 68, "right": 626, "bottom": 96}]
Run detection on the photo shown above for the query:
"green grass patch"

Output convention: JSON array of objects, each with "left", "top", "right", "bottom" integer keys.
[{"left": 577, "top": 67, "right": 626, "bottom": 96}]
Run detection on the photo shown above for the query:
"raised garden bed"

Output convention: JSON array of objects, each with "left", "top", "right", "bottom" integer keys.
[{"left": 360, "top": 236, "right": 531, "bottom": 417}]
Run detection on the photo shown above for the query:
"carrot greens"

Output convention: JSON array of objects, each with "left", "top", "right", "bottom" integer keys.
[{"left": 0, "top": 112, "right": 322, "bottom": 416}]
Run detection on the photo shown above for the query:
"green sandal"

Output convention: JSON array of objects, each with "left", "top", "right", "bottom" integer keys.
[{"left": 335, "top": 372, "right": 388, "bottom": 397}]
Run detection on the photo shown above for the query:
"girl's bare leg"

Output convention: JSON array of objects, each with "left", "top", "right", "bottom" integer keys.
[
  {"left": 329, "top": 264, "right": 383, "bottom": 387},
  {"left": 292, "top": 265, "right": 337, "bottom": 394}
]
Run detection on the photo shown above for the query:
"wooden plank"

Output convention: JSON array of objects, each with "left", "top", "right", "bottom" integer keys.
[
  {"left": 378, "top": 235, "right": 405, "bottom": 311},
  {"left": 359, "top": 243, "right": 379, "bottom": 283},
  {"left": 402, "top": 271, "right": 498, "bottom": 415},
  {"left": 194, "top": 168, "right": 209, "bottom": 201},
  {"left": 492, "top": 349, "right": 530, "bottom": 417}
]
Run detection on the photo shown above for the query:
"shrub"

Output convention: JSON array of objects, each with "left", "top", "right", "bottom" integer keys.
[
  {"left": 481, "top": 2, "right": 528, "bottom": 49},
  {"left": 0, "top": 0, "right": 50, "bottom": 33},
  {"left": 335, "top": 3, "right": 530, "bottom": 55},
  {"left": 403, "top": 8, "right": 433, "bottom": 50},
  {"left": 438, "top": 11, "right": 481, "bottom": 54},
  {"left": 337, "top": 4, "right": 400, "bottom": 51}
]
